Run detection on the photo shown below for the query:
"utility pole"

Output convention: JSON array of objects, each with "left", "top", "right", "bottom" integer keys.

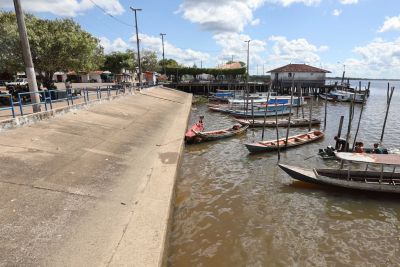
[
  {"left": 160, "top": 33, "right": 166, "bottom": 75},
  {"left": 231, "top": 55, "right": 234, "bottom": 62},
  {"left": 130, "top": 7, "right": 142, "bottom": 89},
  {"left": 13, "top": 0, "right": 41, "bottom": 112},
  {"left": 201, "top": 60, "right": 202, "bottom": 68}
]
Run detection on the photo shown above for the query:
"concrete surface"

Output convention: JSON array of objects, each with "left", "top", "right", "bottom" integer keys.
[{"left": 0, "top": 86, "right": 192, "bottom": 266}]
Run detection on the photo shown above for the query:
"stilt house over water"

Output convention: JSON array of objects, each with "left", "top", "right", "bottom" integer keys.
[{"left": 269, "top": 63, "right": 331, "bottom": 88}]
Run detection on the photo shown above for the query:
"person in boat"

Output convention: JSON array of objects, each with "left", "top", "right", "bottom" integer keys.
[
  {"left": 334, "top": 136, "right": 349, "bottom": 152},
  {"left": 232, "top": 124, "right": 240, "bottom": 130},
  {"left": 372, "top": 143, "right": 384, "bottom": 154},
  {"left": 354, "top": 142, "right": 364, "bottom": 153}
]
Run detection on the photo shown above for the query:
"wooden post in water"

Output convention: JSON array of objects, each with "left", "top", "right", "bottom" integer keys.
[
  {"left": 344, "top": 94, "right": 356, "bottom": 152},
  {"left": 285, "top": 75, "right": 295, "bottom": 147},
  {"left": 323, "top": 90, "right": 328, "bottom": 131},
  {"left": 251, "top": 99, "right": 255, "bottom": 124},
  {"left": 275, "top": 98, "right": 280, "bottom": 161},
  {"left": 352, "top": 92, "right": 367, "bottom": 150},
  {"left": 261, "top": 83, "right": 272, "bottom": 140},
  {"left": 301, "top": 88, "right": 305, "bottom": 119},
  {"left": 308, "top": 97, "right": 313, "bottom": 131},
  {"left": 380, "top": 86, "right": 395, "bottom": 143},
  {"left": 296, "top": 84, "right": 300, "bottom": 117},
  {"left": 335, "top": 116, "right": 345, "bottom": 150}
]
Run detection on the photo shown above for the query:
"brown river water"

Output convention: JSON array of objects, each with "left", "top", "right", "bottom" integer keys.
[{"left": 168, "top": 80, "right": 400, "bottom": 266}]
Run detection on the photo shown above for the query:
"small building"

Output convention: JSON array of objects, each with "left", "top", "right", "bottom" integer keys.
[
  {"left": 143, "top": 71, "right": 157, "bottom": 85},
  {"left": 53, "top": 72, "right": 67, "bottom": 82},
  {"left": 269, "top": 63, "right": 330, "bottom": 87}
]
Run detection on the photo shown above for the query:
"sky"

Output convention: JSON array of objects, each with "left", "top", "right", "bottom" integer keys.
[{"left": 1, "top": 0, "right": 400, "bottom": 78}]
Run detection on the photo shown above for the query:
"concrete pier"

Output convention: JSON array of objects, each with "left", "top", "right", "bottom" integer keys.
[{"left": 0, "top": 87, "right": 192, "bottom": 266}]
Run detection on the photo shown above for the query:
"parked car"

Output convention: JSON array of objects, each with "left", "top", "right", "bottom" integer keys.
[{"left": 5, "top": 78, "right": 29, "bottom": 88}]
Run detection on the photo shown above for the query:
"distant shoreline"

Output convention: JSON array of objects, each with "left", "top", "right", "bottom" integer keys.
[{"left": 327, "top": 77, "right": 400, "bottom": 81}]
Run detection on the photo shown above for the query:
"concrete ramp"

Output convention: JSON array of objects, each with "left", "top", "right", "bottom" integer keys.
[{"left": 0, "top": 87, "right": 192, "bottom": 266}]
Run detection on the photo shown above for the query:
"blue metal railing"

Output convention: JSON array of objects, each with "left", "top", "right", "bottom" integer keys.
[
  {"left": 0, "top": 94, "right": 16, "bottom": 118},
  {"left": 5, "top": 84, "right": 137, "bottom": 119}
]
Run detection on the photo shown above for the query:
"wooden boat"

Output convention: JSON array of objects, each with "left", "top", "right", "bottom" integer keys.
[
  {"left": 245, "top": 130, "right": 324, "bottom": 153},
  {"left": 230, "top": 109, "right": 292, "bottom": 118},
  {"left": 235, "top": 118, "right": 320, "bottom": 128},
  {"left": 279, "top": 152, "right": 400, "bottom": 194},
  {"left": 185, "top": 121, "right": 204, "bottom": 143},
  {"left": 208, "top": 106, "right": 232, "bottom": 113},
  {"left": 193, "top": 124, "right": 248, "bottom": 142}
]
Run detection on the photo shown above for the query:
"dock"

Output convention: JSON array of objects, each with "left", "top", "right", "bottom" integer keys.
[{"left": 0, "top": 86, "right": 192, "bottom": 266}]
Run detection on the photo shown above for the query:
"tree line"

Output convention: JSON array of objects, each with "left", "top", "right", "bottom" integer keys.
[{"left": 0, "top": 11, "right": 247, "bottom": 88}]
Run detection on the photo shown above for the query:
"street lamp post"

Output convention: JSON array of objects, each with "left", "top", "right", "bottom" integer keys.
[
  {"left": 130, "top": 7, "right": 142, "bottom": 90},
  {"left": 160, "top": 33, "right": 166, "bottom": 75}
]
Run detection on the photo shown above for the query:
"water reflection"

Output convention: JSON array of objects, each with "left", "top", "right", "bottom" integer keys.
[{"left": 168, "top": 81, "right": 400, "bottom": 266}]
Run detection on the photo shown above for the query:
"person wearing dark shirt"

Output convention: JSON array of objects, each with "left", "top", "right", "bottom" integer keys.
[
  {"left": 373, "top": 143, "right": 384, "bottom": 154},
  {"left": 334, "top": 136, "right": 349, "bottom": 152}
]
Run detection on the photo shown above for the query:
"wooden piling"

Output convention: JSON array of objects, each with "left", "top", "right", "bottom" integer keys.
[
  {"left": 323, "top": 90, "right": 328, "bottom": 131},
  {"left": 285, "top": 76, "right": 295, "bottom": 147},
  {"left": 380, "top": 86, "right": 395, "bottom": 143},
  {"left": 261, "top": 83, "right": 272, "bottom": 140},
  {"left": 275, "top": 98, "right": 280, "bottom": 161},
  {"left": 335, "top": 116, "right": 345, "bottom": 150},
  {"left": 352, "top": 92, "right": 367, "bottom": 150},
  {"left": 308, "top": 97, "right": 313, "bottom": 131}
]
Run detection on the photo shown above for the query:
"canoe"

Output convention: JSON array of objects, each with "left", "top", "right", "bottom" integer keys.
[
  {"left": 245, "top": 130, "right": 324, "bottom": 153},
  {"left": 278, "top": 152, "right": 400, "bottom": 193},
  {"left": 235, "top": 118, "right": 321, "bottom": 128},
  {"left": 230, "top": 109, "right": 292, "bottom": 118},
  {"left": 194, "top": 124, "right": 249, "bottom": 142},
  {"left": 185, "top": 122, "right": 204, "bottom": 143}
]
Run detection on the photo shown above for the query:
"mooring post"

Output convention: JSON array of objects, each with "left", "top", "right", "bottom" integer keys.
[
  {"left": 285, "top": 75, "right": 295, "bottom": 147},
  {"left": 352, "top": 91, "right": 367, "bottom": 150},
  {"left": 308, "top": 97, "right": 313, "bottom": 131},
  {"left": 251, "top": 99, "right": 255, "bottom": 124},
  {"left": 344, "top": 93, "right": 356, "bottom": 151},
  {"left": 323, "top": 89, "right": 328, "bottom": 131},
  {"left": 275, "top": 98, "right": 280, "bottom": 161},
  {"left": 261, "top": 83, "right": 272, "bottom": 140},
  {"left": 335, "top": 116, "right": 345, "bottom": 150},
  {"left": 380, "top": 86, "right": 395, "bottom": 143}
]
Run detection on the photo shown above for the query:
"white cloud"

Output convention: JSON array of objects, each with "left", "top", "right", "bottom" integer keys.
[
  {"left": 378, "top": 15, "right": 400, "bottom": 33},
  {"left": 99, "top": 37, "right": 130, "bottom": 54},
  {"left": 339, "top": 0, "right": 358, "bottom": 4},
  {"left": 267, "top": 36, "right": 328, "bottom": 65},
  {"left": 0, "top": 0, "right": 124, "bottom": 17},
  {"left": 213, "top": 33, "right": 266, "bottom": 71},
  {"left": 177, "top": 0, "right": 265, "bottom": 33},
  {"left": 266, "top": 0, "right": 321, "bottom": 7},
  {"left": 332, "top": 9, "right": 342, "bottom": 16},
  {"left": 131, "top": 34, "right": 210, "bottom": 66},
  {"left": 334, "top": 38, "right": 400, "bottom": 78}
]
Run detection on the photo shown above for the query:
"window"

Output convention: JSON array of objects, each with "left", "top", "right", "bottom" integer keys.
[{"left": 288, "top": 72, "right": 292, "bottom": 77}]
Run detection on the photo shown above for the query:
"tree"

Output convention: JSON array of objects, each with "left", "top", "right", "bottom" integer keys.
[
  {"left": 0, "top": 12, "right": 104, "bottom": 89},
  {"left": 158, "top": 58, "right": 179, "bottom": 68},
  {"left": 102, "top": 50, "right": 135, "bottom": 74},
  {"left": 141, "top": 50, "right": 159, "bottom": 72}
]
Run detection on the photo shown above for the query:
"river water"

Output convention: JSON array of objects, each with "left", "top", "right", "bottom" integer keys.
[{"left": 168, "top": 80, "right": 400, "bottom": 266}]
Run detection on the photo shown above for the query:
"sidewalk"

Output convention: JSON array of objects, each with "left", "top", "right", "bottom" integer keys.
[{"left": 0, "top": 87, "right": 192, "bottom": 266}]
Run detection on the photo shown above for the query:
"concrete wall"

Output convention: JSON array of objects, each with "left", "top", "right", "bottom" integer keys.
[{"left": 272, "top": 71, "right": 326, "bottom": 82}]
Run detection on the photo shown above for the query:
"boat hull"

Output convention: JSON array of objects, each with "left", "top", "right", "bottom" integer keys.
[
  {"left": 194, "top": 125, "right": 249, "bottom": 142},
  {"left": 235, "top": 118, "right": 320, "bottom": 128},
  {"left": 279, "top": 164, "right": 400, "bottom": 194},
  {"left": 245, "top": 130, "right": 324, "bottom": 153}
]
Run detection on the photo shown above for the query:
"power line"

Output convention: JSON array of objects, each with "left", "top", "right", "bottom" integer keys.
[{"left": 88, "top": 0, "right": 133, "bottom": 27}]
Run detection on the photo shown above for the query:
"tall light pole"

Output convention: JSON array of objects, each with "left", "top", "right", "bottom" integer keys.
[
  {"left": 160, "top": 33, "right": 166, "bottom": 75},
  {"left": 130, "top": 7, "right": 142, "bottom": 89},
  {"left": 13, "top": 0, "right": 41, "bottom": 112}
]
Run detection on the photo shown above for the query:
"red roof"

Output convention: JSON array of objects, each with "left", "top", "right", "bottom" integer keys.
[
  {"left": 268, "top": 64, "right": 330, "bottom": 73},
  {"left": 217, "top": 62, "right": 243, "bottom": 69}
]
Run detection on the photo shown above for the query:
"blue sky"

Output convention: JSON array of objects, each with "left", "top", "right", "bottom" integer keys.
[{"left": 2, "top": 0, "right": 400, "bottom": 78}]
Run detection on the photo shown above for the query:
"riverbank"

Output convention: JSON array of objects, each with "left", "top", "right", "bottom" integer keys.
[{"left": 0, "top": 86, "right": 192, "bottom": 266}]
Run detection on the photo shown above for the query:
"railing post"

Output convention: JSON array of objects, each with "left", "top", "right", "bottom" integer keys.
[
  {"left": 9, "top": 95, "right": 15, "bottom": 118},
  {"left": 18, "top": 93, "right": 24, "bottom": 116}
]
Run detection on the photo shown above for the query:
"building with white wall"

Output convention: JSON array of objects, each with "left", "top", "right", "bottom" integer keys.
[{"left": 269, "top": 64, "right": 330, "bottom": 87}]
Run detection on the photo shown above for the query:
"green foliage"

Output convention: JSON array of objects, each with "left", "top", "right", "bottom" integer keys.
[
  {"left": 159, "top": 58, "right": 180, "bottom": 68},
  {"left": 165, "top": 67, "right": 246, "bottom": 77},
  {"left": 141, "top": 50, "right": 159, "bottom": 72},
  {"left": 0, "top": 11, "right": 104, "bottom": 87},
  {"left": 102, "top": 50, "right": 135, "bottom": 74}
]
